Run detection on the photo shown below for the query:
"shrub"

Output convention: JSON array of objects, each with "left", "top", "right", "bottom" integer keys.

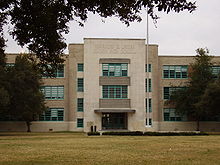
[
  {"left": 87, "top": 132, "right": 100, "bottom": 136},
  {"left": 102, "top": 131, "right": 143, "bottom": 136},
  {"left": 143, "top": 132, "right": 209, "bottom": 136}
]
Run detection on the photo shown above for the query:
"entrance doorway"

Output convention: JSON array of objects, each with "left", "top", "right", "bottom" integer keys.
[{"left": 102, "top": 113, "right": 127, "bottom": 130}]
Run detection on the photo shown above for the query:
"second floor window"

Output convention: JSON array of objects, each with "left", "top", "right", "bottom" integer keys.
[
  {"left": 145, "top": 64, "right": 152, "bottom": 72},
  {"left": 212, "top": 66, "right": 220, "bottom": 78},
  {"left": 77, "top": 78, "right": 84, "bottom": 92},
  {"left": 102, "top": 63, "right": 128, "bottom": 77},
  {"left": 145, "top": 78, "right": 152, "bottom": 92},
  {"left": 146, "top": 98, "right": 152, "bottom": 112},
  {"left": 103, "top": 85, "right": 128, "bottom": 99},
  {"left": 41, "top": 86, "right": 64, "bottom": 100},
  {"left": 164, "top": 87, "right": 186, "bottom": 100},
  {"left": 77, "top": 63, "right": 84, "bottom": 72}
]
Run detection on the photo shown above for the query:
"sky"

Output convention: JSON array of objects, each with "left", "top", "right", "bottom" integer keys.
[{"left": 4, "top": 0, "right": 220, "bottom": 56}]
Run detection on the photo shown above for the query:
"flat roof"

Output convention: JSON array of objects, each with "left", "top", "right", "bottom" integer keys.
[{"left": 84, "top": 38, "right": 145, "bottom": 41}]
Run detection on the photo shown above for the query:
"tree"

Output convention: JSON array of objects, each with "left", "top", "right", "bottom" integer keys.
[
  {"left": 0, "top": 13, "right": 10, "bottom": 112},
  {"left": 0, "top": 42, "right": 9, "bottom": 111},
  {"left": 168, "top": 48, "right": 213, "bottom": 131},
  {"left": 0, "top": 0, "right": 196, "bottom": 68},
  {"left": 196, "top": 79, "right": 220, "bottom": 121},
  {"left": 6, "top": 55, "right": 46, "bottom": 132}
]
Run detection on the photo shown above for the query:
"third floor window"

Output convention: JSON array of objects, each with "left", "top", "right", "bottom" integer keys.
[
  {"left": 163, "top": 65, "right": 187, "bottom": 79},
  {"left": 102, "top": 63, "right": 128, "bottom": 77}
]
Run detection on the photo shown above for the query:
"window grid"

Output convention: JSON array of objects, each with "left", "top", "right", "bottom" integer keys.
[
  {"left": 39, "top": 108, "right": 64, "bottom": 121},
  {"left": 77, "top": 118, "right": 84, "bottom": 128},
  {"left": 6, "top": 63, "right": 15, "bottom": 67},
  {"left": 149, "top": 118, "right": 152, "bottom": 125},
  {"left": 163, "top": 87, "right": 186, "bottom": 100},
  {"left": 146, "top": 98, "right": 152, "bottom": 112},
  {"left": 77, "top": 63, "right": 84, "bottom": 72},
  {"left": 146, "top": 118, "right": 152, "bottom": 126},
  {"left": 164, "top": 108, "right": 184, "bottom": 121},
  {"left": 77, "top": 98, "right": 84, "bottom": 112},
  {"left": 42, "top": 65, "right": 64, "bottom": 78},
  {"left": 103, "top": 85, "right": 128, "bottom": 99},
  {"left": 102, "top": 63, "right": 128, "bottom": 77},
  {"left": 41, "top": 86, "right": 64, "bottom": 100},
  {"left": 212, "top": 66, "right": 220, "bottom": 78},
  {"left": 146, "top": 64, "right": 152, "bottom": 72},
  {"left": 77, "top": 78, "right": 84, "bottom": 92},
  {"left": 163, "top": 65, "right": 188, "bottom": 79},
  {"left": 145, "top": 79, "right": 152, "bottom": 92}
]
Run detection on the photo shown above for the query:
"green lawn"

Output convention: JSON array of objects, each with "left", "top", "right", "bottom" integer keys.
[{"left": 0, "top": 132, "right": 220, "bottom": 165}]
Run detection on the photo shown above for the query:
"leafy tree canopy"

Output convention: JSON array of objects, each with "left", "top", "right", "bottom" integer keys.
[
  {"left": 0, "top": 0, "right": 196, "bottom": 68},
  {"left": 167, "top": 48, "right": 214, "bottom": 131},
  {"left": 196, "top": 79, "right": 220, "bottom": 121},
  {"left": 5, "top": 55, "right": 46, "bottom": 132}
]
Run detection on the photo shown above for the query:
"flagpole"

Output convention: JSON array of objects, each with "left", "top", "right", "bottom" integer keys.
[{"left": 146, "top": 7, "right": 150, "bottom": 127}]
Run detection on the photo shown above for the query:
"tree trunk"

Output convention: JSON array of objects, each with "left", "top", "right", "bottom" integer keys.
[
  {"left": 26, "top": 121, "right": 31, "bottom": 132},
  {"left": 196, "top": 120, "right": 200, "bottom": 131}
]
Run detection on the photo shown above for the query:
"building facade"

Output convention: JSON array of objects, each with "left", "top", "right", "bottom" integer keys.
[{"left": 1, "top": 38, "right": 220, "bottom": 132}]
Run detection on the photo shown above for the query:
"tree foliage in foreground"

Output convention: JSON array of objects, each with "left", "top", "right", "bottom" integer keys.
[
  {"left": 197, "top": 79, "right": 220, "bottom": 121},
  {"left": 167, "top": 48, "right": 219, "bottom": 131},
  {"left": 5, "top": 55, "right": 46, "bottom": 132},
  {"left": 0, "top": 0, "right": 196, "bottom": 68},
  {"left": 0, "top": 13, "right": 9, "bottom": 111}
]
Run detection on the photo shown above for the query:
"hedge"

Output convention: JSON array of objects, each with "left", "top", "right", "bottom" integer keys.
[{"left": 87, "top": 131, "right": 209, "bottom": 136}]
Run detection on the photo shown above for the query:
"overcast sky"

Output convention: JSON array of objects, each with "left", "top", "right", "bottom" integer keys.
[{"left": 4, "top": 0, "right": 220, "bottom": 56}]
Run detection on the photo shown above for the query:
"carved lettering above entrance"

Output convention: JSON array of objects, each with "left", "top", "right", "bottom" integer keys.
[{"left": 93, "top": 44, "right": 136, "bottom": 54}]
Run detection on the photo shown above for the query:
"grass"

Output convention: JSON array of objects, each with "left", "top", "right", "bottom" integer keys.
[{"left": 0, "top": 132, "right": 220, "bottom": 165}]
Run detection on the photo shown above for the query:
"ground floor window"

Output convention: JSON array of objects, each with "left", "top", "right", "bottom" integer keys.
[
  {"left": 146, "top": 118, "right": 152, "bottom": 126},
  {"left": 164, "top": 108, "right": 185, "bottom": 121},
  {"left": 102, "top": 113, "right": 127, "bottom": 130},
  {"left": 39, "top": 108, "right": 64, "bottom": 121},
  {"left": 77, "top": 118, "right": 84, "bottom": 128}
]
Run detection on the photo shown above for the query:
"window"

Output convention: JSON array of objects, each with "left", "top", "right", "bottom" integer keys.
[
  {"left": 77, "top": 63, "right": 84, "bottom": 72},
  {"left": 164, "top": 108, "right": 184, "bottom": 121},
  {"left": 77, "top": 78, "right": 84, "bottom": 92},
  {"left": 163, "top": 87, "right": 186, "bottom": 100},
  {"left": 149, "top": 118, "right": 152, "bottom": 126},
  {"left": 145, "top": 64, "right": 152, "bottom": 72},
  {"left": 145, "top": 79, "right": 152, "bottom": 92},
  {"left": 0, "top": 113, "right": 16, "bottom": 121},
  {"left": 41, "top": 86, "right": 64, "bottom": 100},
  {"left": 163, "top": 65, "right": 188, "bottom": 79},
  {"left": 77, "top": 118, "right": 84, "bottom": 128},
  {"left": 39, "top": 108, "right": 64, "bottom": 121},
  {"left": 42, "top": 65, "right": 64, "bottom": 78},
  {"left": 212, "top": 66, "right": 220, "bottom": 78},
  {"left": 146, "top": 98, "right": 152, "bottom": 112},
  {"left": 77, "top": 98, "right": 84, "bottom": 112},
  {"left": 103, "top": 85, "right": 128, "bottom": 99},
  {"left": 102, "top": 63, "right": 128, "bottom": 77},
  {"left": 6, "top": 63, "right": 15, "bottom": 67},
  {"left": 146, "top": 118, "right": 152, "bottom": 126}
]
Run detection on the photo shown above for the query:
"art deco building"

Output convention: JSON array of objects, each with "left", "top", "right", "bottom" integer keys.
[{"left": 1, "top": 38, "right": 220, "bottom": 132}]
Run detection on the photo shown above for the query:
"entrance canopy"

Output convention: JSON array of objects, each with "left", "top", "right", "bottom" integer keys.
[{"left": 94, "top": 109, "right": 135, "bottom": 113}]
